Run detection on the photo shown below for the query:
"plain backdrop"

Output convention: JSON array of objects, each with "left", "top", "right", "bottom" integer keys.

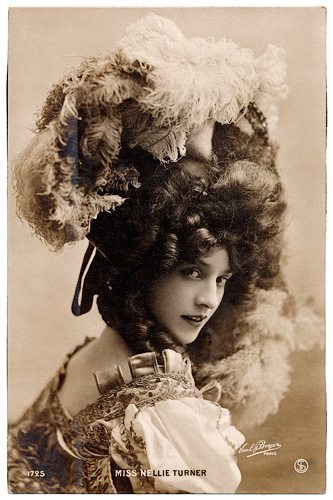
[{"left": 7, "top": 6, "right": 326, "bottom": 494}]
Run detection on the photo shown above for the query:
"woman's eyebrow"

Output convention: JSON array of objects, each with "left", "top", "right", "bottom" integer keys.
[{"left": 196, "top": 258, "right": 232, "bottom": 275}]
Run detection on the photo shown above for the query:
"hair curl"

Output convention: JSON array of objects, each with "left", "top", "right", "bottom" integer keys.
[{"left": 87, "top": 128, "right": 287, "bottom": 362}]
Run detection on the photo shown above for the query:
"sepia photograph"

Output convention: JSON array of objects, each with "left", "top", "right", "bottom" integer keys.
[{"left": 7, "top": 5, "right": 326, "bottom": 494}]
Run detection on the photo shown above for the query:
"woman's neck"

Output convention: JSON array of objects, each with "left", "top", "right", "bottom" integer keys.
[
  {"left": 92, "top": 325, "right": 135, "bottom": 368},
  {"left": 58, "top": 325, "right": 134, "bottom": 417}
]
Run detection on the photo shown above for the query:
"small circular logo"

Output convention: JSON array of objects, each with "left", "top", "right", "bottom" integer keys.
[{"left": 294, "top": 459, "right": 309, "bottom": 473}]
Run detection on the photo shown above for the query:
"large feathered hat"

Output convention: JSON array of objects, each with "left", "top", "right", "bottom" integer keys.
[{"left": 13, "top": 13, "right": 288, "bottom": 251}]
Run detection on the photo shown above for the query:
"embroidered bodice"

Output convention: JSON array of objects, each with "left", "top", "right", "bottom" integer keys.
[{"left": 8, "top": 339, "right": 244, "bottom": 494}]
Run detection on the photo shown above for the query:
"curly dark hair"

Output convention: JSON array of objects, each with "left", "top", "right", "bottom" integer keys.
[{"left": 84, "top": 119, "right": 287, "bottom": 362}]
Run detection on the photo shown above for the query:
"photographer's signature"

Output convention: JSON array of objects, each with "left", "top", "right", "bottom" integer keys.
[{"left": 238, "top": 440, "right": 281, "bottom": 458}]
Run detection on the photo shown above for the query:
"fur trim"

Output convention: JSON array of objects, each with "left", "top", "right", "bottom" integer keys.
[
  {"left": 194, "top": 288, "right": 324, "bottom": 429},
  {"left": 13, "top": 13, "right": 287, "bottom": 250}
]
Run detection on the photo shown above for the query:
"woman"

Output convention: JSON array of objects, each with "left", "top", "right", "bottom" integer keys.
[{"left": 8, "top": 13, "right": 322, "bottom": 494}]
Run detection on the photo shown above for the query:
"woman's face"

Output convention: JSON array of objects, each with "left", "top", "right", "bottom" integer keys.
[{"left": 148, "top": 247, "right": 232, "bottom": 345}]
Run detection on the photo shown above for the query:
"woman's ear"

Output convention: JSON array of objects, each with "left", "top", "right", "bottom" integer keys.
[{"left": 185, "top": 120, "right": 215, "bottom": 161}]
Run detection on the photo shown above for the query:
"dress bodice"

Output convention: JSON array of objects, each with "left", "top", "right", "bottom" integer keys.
[{"left": 8, "top": 339, "right": 244, "bottom": 494}]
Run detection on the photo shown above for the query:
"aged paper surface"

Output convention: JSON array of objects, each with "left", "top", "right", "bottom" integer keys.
[{"left": 7, "top": 6, "right": 326, "bottom": 494}]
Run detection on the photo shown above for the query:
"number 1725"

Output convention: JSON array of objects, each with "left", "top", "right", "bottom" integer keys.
[{"left": 28, "top": 470, "right": 45, "bottom": 477}]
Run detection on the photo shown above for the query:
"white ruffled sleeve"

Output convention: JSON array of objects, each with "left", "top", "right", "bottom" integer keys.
[{"left": 110, "top": 396, "right": 244, "bottom": 493}]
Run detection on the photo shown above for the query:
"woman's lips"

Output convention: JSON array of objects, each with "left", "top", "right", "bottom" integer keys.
[{"left": 181, "top": 315, "right": 207, "bottom": 326}]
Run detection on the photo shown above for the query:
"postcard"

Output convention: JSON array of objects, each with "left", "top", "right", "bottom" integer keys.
[{"left": 7, "top": 6, "right": 326, "bottom": 494}]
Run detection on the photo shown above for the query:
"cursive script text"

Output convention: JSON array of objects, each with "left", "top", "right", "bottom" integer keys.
[{"left": 238, "top": 440, "right": 281, "bottom": 458}]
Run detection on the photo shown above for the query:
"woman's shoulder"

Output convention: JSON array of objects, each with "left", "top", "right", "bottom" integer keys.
[{"left": 57, "top": 326, "right": 196, "bottom": 417}]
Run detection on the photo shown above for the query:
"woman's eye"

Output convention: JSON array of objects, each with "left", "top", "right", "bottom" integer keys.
[
  {"left": 182, "top": 268, "right": 201, "bottom": 279},
  {"left": 216, "top": 276, "right": 228, "bottom": 287}
]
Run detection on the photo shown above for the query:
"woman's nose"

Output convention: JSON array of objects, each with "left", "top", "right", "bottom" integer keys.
[{"left": 195, "top": 282, "right": 222, "bottom": 310}]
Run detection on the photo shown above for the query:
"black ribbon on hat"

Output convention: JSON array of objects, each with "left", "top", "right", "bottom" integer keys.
[{"left": 72, "top": 242, "right": 100, "bottom": 316}]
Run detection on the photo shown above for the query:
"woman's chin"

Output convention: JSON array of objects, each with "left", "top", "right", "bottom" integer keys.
[{"left": 171, "top": 330, "right": 202, "bottom": 346}]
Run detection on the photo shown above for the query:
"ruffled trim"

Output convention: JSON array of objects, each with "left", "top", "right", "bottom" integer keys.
[{"left": 13, "top": 13, "right": 287, "bottom": 250}]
